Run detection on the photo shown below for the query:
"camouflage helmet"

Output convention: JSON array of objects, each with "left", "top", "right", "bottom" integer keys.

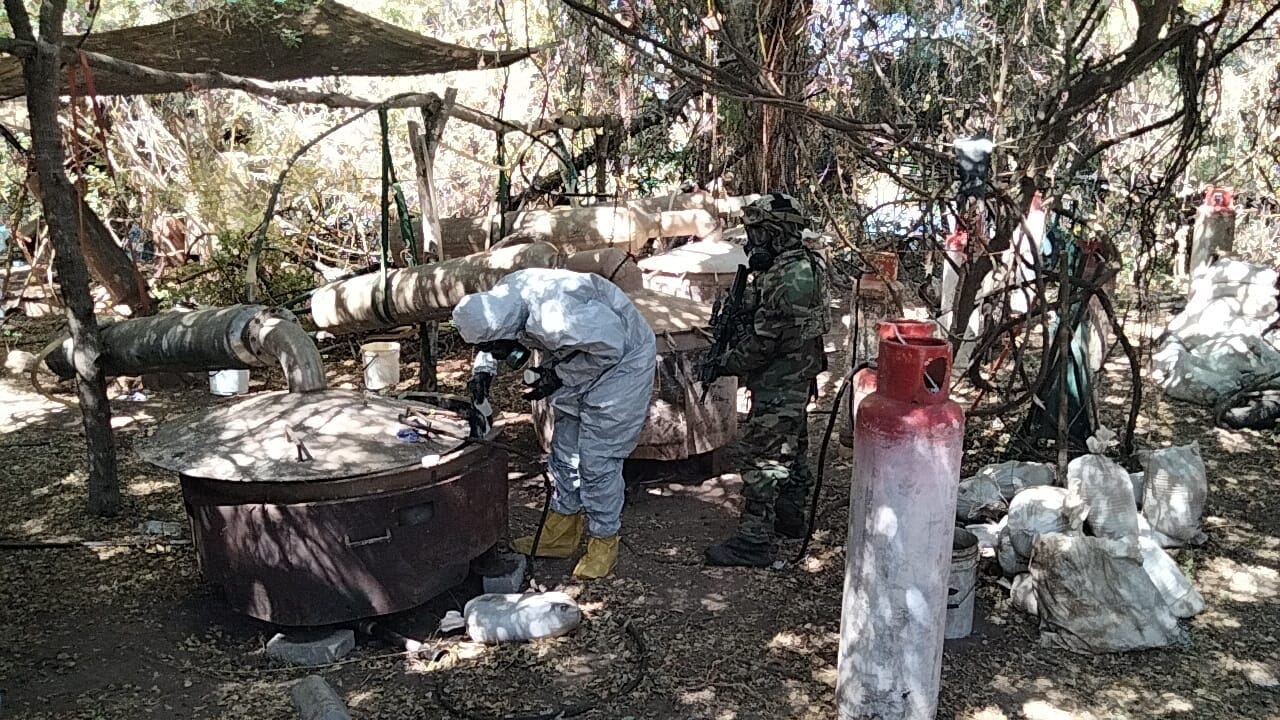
[{"left": 742, "top": 192, "right": 807, "bottom": 231}]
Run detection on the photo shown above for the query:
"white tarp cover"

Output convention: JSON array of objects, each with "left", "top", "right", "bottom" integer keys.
[{"left": 637, "top": 239, "right": 748, "bottom": 275}]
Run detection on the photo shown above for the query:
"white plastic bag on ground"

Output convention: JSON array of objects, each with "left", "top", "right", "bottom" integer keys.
[
  {"left": 1006, "top": 486, "right": 1088, "bottom": 559},
  {"left": 966, "top": 517, "right": 1006, "bottom": 558},
  {"left": 1154, "top": 339, "right": 1240, "bottom": 406},
  {"left": 957, "top": 461, "right": 1056, "bottom": 522},
  {"left": 1030, "top": 533, "right": 1188, "bottom": 654},
  {"left": 974, "top": 460, "right": 1056, "bottom": 496},
  {"left": 996, "top": 526, "right": 1027, "bottom": 577},
  {"left": 464, "top": 592, "right": 582, "bottom": 644},
  {"left": 1140, "top": 443, "right": 1209, "bottom": 547},
  {"left": 956, "top": 475, "right": 1006, "bottom": 522},
  {"left": 1067, "top": 453, "right": 1140, "bottom": 557},
  {"left": 1009, "top": 573, "right": 1038, "bottom": 617},
  {"left": 1137, "top": 516, "right": 1204, "bottom": 619}
]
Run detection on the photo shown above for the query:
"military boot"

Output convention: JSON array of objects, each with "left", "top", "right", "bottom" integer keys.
[
  {"left": 705, "top": 500, "right": 774, "bottom": 567},
  {"left": 774, "top": 490, "right": 808, "bottom": 540}
]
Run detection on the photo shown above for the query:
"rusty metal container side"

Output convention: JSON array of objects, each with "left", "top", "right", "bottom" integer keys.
[
  {"left": 180, "top": 443, "right": 508, "bottom": 627},
  {"left": 529, "top": 291, "right": 738, "bottom": 461}
]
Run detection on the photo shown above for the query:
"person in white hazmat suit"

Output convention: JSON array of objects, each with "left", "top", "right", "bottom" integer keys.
[{"left": 452, "top": 268, "right": 656, "bottom": 579}]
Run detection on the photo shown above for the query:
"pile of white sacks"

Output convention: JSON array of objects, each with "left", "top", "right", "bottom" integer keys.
[
  {"left": 959, "top": 429, "right": 1207, "bottom": 654},
  {"left": 1155, "top": 259, "right": 1280, "bottom": 407}
]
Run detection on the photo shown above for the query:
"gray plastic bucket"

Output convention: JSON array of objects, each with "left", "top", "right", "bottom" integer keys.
[{"left": 945, "top": 527, "right": 979, "bottom": 639}]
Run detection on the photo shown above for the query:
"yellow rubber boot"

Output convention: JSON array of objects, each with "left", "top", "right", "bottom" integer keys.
[
  {"left": 572, "top": 535, "right": 619, "bottom": 579},
  {"left": 510, "top": 511, "right": 583, "bottom": 558}
]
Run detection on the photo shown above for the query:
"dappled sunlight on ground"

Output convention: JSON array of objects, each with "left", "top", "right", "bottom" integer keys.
[{"left": 4, "top": 302, "right": 1280, "bottom": 718}]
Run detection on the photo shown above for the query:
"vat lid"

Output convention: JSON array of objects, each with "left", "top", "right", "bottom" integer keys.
[
  {"left": 636, "top": 239, "right": 747, "bottom": 275},
  {"left": 135, "top": 389, "right": 469, "bottom": 482}
]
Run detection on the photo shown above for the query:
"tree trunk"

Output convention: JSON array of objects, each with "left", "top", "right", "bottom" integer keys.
[
  {"left": 724, "top": 0, "right": 813, "bottom": 193},
  {"left": 407, "top": 89, "right": 455, "bottom": 392},
  {"left": 12, "top": 0, "right": 120, "bottom": 515}
]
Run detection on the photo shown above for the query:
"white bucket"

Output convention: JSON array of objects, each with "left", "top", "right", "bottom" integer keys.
[
  {"left": 945, "top": 527, "right": 980, "bottom": 640},
  {"left": 361, "top": 341, "right": 401, "bottom": 391},
  {"left": 209, "top": 369, "right": 249, "bottom": 396}
]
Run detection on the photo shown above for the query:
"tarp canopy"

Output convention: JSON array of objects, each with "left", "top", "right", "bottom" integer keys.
[{"left": 0, "top": 0, "right": 535, "bottom": 99}]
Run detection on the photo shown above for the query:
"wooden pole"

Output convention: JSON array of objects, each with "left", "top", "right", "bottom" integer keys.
[{"left": 407, "top": 88, "right": 456, "bottom": 391}]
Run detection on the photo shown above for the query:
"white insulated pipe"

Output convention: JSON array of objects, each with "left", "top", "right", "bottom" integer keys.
[{"left": 310, "top": 242, "right": 561, "bottom": 335}]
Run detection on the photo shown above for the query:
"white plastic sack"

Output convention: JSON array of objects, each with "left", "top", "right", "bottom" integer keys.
[
  {"left": 974, "top": 460, "right": 1056, "bottom": 496},
  {"left": 956, "top": 475, "right": 1006, "bottom": 522},
  {"left": 1006, "top": 486, "right": 1087, "bottom": 559},
  {"left": 966, "top": 517, "right": 1006, "bottom": 559},
  {"left": 1190, "top": 259, "right": 1279, "bottom": 288},
  {"left": 1009, "top": 573, "right": 1038, "bottom": 617},
  {"left": 1140, "top": 443, "right": 1208, "bottom": 547},
  {"left": 1030, "top": 533, "right": 1188, "bottom": 654},
  {"left": 1154, "top": 340, "right": 1239, "bottom": 406},
  {"left": 1136, "top": 516, "right": 1204, "bottom": 619},
  {"left": 996, "top": 526, "right": 1028, "bottom": 577},
  {"left": 464, "top": 592, "right": 582, "bottom": 644},
  {"left": 1067, "top": 454, "right": 1140, "bottom": 557}
]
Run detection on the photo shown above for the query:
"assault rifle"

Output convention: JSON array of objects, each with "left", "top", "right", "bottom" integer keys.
[{"left": 698, "top": 264, "right": 750, "bottom": 403}]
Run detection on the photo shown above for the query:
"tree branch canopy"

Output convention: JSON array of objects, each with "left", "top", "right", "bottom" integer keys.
[{"left": 0, "top": 0, "right": 538, "bottom": 99}]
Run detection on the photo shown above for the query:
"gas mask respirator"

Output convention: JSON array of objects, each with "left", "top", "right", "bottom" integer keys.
[
  {"left": 744, "top": 227, "right": 778, "bottom": 272},
  {"left": 476, "top": 339, "right": 530, "bottom": 370}
]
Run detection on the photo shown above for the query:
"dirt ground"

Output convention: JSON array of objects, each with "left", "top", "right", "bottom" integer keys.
[{"left": 1, "top": 308, "right": 1278, "bottom": 720}]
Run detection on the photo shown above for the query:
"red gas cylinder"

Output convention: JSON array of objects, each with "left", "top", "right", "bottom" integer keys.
[
  {"left": 1203, "top": 186, "right": 1234, "bottom": 210},
  {"left": 840, "top": 320, "right": 938, "bottom": 448},
  {"left": 837, "top": 337, "right": 965, "bottom": 720}
]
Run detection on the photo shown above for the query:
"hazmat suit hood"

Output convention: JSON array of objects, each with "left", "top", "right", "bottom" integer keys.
[{"left": 453, "top": 284, "right": 529, "bottom": 345}]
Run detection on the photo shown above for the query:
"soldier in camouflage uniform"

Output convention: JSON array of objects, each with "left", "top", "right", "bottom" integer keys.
[{"left": 706, "top": 193, "right": 831, "bottom": 567}]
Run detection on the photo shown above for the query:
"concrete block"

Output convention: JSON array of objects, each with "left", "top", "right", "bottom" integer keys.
[
  {"left": 289, "top": 675, "right": 351, "bottom": 720},
  {"left": 266, "top": 629, "right": 355, "bottom": 667},
  {"left": 481, "top": 552, "right": 528, "bottom": 594}
]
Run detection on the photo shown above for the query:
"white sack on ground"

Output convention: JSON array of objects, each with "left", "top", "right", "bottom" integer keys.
[
  {"left": 975, "top": 460, "right": 1056, "bottom": 495},
  {"left": 966, "top": 517, "right": 1006, "bottom": 558},
  {"left": 1067, "top": 453, "right": 1141, "bottom": 557},
  {"left": 996, "top": 526, "right": 1027, "bottom": 577},
  {"left": 1030, "top": 533, "right": 1188, "bottom": 654},
  {"left": 1009, "top": 573, "right": 1038, "bottom": 617},
  {"left": 1006, "top": 486, "right": 1087, "bottom": 559},
  {"left": 1140, "top": 443, "right": 1209, "bottom": 547},
  {"left": 957, "top": 460, "right": 1056, "bottom": 522},
  {"left": 956, "top": 475, "right": 1007, "bottom": 522},
  {"left": 1137, "top": 516, "right": 1205, "bottom": 619},
  {"left": 1155, "top": 259, "right": 1280, "bottom": 406}
]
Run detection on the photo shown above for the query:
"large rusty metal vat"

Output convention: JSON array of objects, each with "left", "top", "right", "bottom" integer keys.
[
  {"left": 530, "top": 291, "right": 739, "bottom": 461},
  {"left": 137, "top": 390, "right": 507, "bottom": 626},
  {"left": 636, "top": 238, "right": 747, "bottom": 303}
]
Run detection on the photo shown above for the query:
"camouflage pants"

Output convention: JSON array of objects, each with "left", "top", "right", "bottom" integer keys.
[{"left": 735, "top": 386, "right": 812, "bottom": 544}]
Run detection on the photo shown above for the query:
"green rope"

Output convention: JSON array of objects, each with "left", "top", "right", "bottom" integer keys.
[{"left": 377, "top": 109, "right": 395, "bottom": 325}]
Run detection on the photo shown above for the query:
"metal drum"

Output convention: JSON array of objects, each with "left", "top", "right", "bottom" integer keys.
[{"left": 137, "top": 390, "right": 508, "bottom": 626}]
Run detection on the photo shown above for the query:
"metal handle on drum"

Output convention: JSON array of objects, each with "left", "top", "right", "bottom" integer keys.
[{"left": 345, "top": 530, "right": 392, "bottom": 548}]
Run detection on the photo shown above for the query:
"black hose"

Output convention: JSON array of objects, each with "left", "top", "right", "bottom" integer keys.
[{"left": 794, "top": 361, "right": 873, "bottom": 563}]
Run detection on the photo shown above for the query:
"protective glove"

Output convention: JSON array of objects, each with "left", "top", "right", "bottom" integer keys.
[
  {"left": 521, "top": 365, "right": 562, "bottom": 401},
  {"left": 468, "top": 371, "right": 494, "bottom": 418}
]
